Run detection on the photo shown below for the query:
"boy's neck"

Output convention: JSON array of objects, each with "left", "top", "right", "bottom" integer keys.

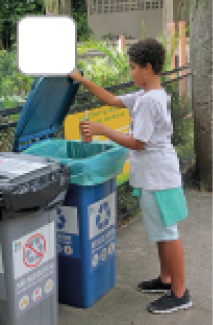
[{"left": 144, "top": 75, "right": 162, "bottom": 93}]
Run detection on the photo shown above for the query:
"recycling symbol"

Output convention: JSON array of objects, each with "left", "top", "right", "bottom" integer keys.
[
  {"left": 56, "top": 208, "right": 67, "bottom": 230},
  {"left": 96, "top": 201, "right": 111, "bottom": 230}
]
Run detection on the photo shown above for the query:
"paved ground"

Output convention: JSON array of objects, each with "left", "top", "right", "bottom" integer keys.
[{"left": 59, "top": 189, "right": 212, "bottom": 325}]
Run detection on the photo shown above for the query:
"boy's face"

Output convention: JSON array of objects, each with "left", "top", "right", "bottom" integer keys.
[{"left": 129, "top": 59, "right": 152, "bottom": 88}]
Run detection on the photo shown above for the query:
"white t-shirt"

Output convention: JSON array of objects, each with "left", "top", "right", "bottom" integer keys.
[{"left": 118, "top": 88, "right": 182, "bottom": 190}]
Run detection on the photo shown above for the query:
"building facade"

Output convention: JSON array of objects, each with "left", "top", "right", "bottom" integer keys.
[{"left": 87, "top": 0, "right": 186, "bottom": 40}]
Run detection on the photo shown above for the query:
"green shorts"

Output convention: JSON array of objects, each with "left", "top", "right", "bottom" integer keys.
[{"left": 138, "top": 187, "right": 188, "bottom": 242}]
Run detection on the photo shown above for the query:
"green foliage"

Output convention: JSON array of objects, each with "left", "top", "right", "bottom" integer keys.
[
  {"left": 141, "top": 21, "right": 146, "bottom": 40},
  {"left": 0, "top": 49, "right": 14, "bottom": 78},
  {"left": 78, "top": 39, "right": 131, "bottom": 86},
  {"left": 167, "top": 83, "right": 194, "bottom": 166},
  {"left": 117, "top": 182, "right": 140, "bottom": 220},
  {"left": 72, "top": 11, "right": 93, "bottom": 42},
  {"left": 0, "top": 45, "right": 35, "bottom": 105},
  {"left": 0, "top": 0, "right": 44, "bottom": 49}
]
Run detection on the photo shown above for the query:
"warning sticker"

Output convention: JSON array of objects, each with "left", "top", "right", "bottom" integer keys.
[
  {"left": 13, "top": 223, "right": 55, "bottom": 280},
  {"left": 12, "top": 223, "right": 56, "bottom": 318},
  {"left": 23, "top": 234, "right": 46, "bottom": 268}
]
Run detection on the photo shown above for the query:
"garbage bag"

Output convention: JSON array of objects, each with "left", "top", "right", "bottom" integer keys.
[{"left": 24, "top": 139, "right": 128, "bottom": 186}]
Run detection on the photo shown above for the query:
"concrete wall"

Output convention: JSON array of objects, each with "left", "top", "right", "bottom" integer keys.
[
  {"left": 87, "top": 1, "right": 189, "bottom": 41},
  {"left": 162, "top": 0, "right": 173, "bottom": 40},
  {"left": 88, "top": 7, "right": 163, "bottom": 40}
]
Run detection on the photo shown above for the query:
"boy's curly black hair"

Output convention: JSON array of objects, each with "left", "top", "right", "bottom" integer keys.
[{"left": 127, "top": 38, "right": 165, "bottom": 75}]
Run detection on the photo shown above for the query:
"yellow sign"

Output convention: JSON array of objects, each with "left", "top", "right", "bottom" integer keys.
[{"left": 65, "top": 106, "right": 130, "bottom": 185}]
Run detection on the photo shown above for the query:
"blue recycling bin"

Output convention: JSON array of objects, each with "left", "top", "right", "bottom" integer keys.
[
  {"left": 57, "top": 174, "right": 117, "bottom": 308},
  {"left": 24, "top": 139, "right": 127, "bottom": 308},
  {"left": 14, "top": 76, "right": 128, "bottom": 308}
]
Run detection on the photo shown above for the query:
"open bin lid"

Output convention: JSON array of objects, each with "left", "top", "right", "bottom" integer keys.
[{"left": 13, "top": 75, "right": 81, "bottom": 152}]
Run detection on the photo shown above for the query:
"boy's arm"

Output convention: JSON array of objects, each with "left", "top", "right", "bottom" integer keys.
[
  {"left": 70, "top": 70, "right": 126, "bottom": 108},
  {"left": 103, "top": 126, "right": 146, "bottom": 150},
  {"left": 81, "top": 121, "right": 146, "bottom": 151}
]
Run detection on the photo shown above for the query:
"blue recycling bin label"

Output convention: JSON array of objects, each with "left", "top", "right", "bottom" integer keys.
[
  {"left": 88, "top": 192, "right": 116, "bottom": 273},
  {"left": 56, "top": 206, "right": 80, "bottom": 258}
]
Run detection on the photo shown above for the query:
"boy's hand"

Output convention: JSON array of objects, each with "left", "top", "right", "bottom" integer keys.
[
  {"left": 80, "top": 120, "right": 104, "bottom": 137},
  {"left": 70, "top": 69, "right": 83, "bottom": 82}
]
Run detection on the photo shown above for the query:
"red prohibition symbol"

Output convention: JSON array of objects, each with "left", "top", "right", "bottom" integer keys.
[{"left": 23, "top": 233, "right": 46, "bottom": 268}]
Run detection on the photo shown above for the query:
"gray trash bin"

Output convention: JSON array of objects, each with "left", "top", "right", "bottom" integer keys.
[{"left": 0, "top": 152, "right": 70, "bottom": 325}]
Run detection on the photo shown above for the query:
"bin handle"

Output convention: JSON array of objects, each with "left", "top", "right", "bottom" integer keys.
[
  {"left": 44, "top": 190, "right": 67, "bottom": 211},
  {"left": 11, "top": 190, "right": 67, "bottom": 215}
]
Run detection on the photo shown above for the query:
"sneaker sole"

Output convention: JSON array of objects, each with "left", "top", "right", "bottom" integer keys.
[
  {"left": 137, "top": 288, "right": 170, "bottom": 293},
  {"left": 138, "top": 289, "right": 171, "bottom": 293},
  {"left": 148, "top": 301, "right": 193, "bottom": 314}
]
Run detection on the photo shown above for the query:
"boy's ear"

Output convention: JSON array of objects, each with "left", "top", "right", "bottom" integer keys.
[
  {"left": 144, "top": 63, "right": 149, "bottom": 74},
  {"left": 146, "top": 63, "right": 153, "bottom": 73}
]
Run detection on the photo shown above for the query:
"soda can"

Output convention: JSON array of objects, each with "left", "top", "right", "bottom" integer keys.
[{"left": 80, "top": 118, "right": 92, "bottom": 142}]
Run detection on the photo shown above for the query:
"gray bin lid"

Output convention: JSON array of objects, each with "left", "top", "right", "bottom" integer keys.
[{"left": 0, "top": 152, "right": 70, "bottom": 219}]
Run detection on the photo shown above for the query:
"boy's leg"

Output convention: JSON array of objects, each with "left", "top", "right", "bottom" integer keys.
[
  {"left": 156, "top": 242, "right": 171, "bottom": 284},
  {"left": 157, "top": 239, "right": 186, "bottom": 298}
]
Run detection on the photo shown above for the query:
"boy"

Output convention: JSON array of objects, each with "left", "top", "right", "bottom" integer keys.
[{"left": 70, "top": 38, "right": 193, "bottom": 314}]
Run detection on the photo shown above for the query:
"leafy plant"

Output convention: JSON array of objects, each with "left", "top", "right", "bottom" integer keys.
[
  {"left": 169, "top": 82, "right": 194, "bottom": 167},
  {"left": 0, "top": 0, "right": 44, "bottom": 50},
  {"left": 141, "top": 21, "right": 146, "bottom": 40},
  {"left": 78, "top": 38, "right": 131, "bottom": 85},
  {"left": 72, "top": 10, "right": 93, "bottom": 42},
  {"left": 0, "top": 45, "right": 35, "bottom": 101}
]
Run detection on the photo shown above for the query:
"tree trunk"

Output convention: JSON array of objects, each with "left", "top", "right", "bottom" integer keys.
[
  {"left": 59, "top": 0, "right": 71, "bottom": 15},
  {"left": 45, "top": 0, "right": 71, "bottom": 15},
  {"left": 190, "top": 0, "right": 213, "bottom": 191},
  {"left": 45, "top": 0, "right": 58, "bottom": 14}
]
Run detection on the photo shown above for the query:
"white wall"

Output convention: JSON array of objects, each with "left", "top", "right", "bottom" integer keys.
[
  {"left": 88, "top": 8, "right": 163, "bottom": 40},
  {"left": 88, "top": 10, "right": 163, "bottom": 39}
]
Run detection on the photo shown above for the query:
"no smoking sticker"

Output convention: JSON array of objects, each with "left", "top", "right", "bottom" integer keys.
[
  {"left": 13, "top": 223, "right": 56, "bottom": 318},
  {"left": 23, "top": 234, "right": 46, "bottom": 268},
  {"left": 13, "top": 222, "right": 55, "bottom": 280}
]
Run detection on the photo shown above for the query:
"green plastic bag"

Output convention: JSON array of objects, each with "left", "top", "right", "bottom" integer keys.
[{"left": 24, "top": 139, "right": 128, "bottom": 186}]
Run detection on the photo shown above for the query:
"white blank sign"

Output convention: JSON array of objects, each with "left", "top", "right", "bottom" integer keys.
[{"left": 18, "top": 16, "right": 76, "bottom": 76}]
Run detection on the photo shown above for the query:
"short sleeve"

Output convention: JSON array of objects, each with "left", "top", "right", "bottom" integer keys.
[
  {"left": 118, "top": 89, "right": 144, "bottom": 116},
  {"left": 133, "top": 96, "right": 157, "bottom": 143}
]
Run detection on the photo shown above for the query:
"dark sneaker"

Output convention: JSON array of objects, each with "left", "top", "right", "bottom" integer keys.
[
  {"left": 147, "top": 289, "right": 193, "bottom": 314},
  {"left": 137, "top": 276, "right": 171, "bottom": 293}
]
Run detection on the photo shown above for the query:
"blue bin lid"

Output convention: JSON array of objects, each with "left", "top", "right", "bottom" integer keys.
[{"left": 13, "top": 75, "right": 81, "bottom": 152}]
